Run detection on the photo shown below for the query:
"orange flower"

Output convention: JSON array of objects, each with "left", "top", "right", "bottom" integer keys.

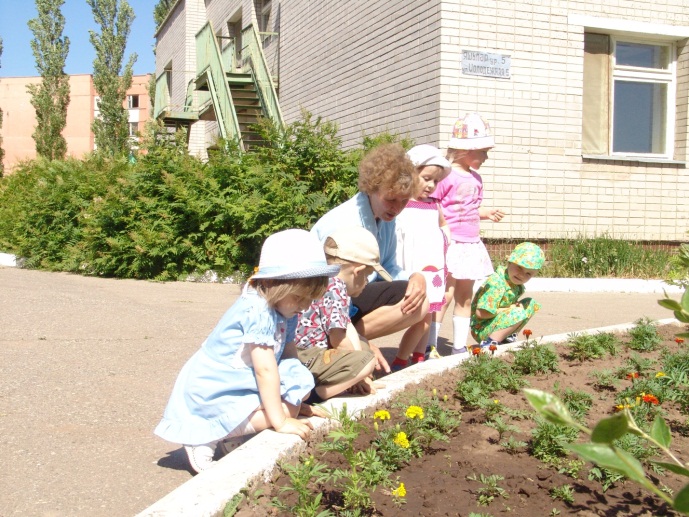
[
  {"left": 523, "top": 329, "right": 533, "bottom": 338},
  {"left": 675, "top": 337, "right": 685, "bottom": 344},
  {"left": 489, "top": 343, "right": 498, "bottom": 353},
  {"left": 642, "top": 394, "right": 660, "bottom": 405},
  {"left": 472, "top": 346, "right": 481, "bottom": 356},
  {"left": 626, "top": 372, "right": 640, "bottom": 380}
]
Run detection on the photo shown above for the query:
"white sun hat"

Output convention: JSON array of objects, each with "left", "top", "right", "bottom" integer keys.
[
  {"left": 448, "top": 113, "right": 495, "bottom": 150},
  {"left": 406, "top": 145, "right": 451, "bottom": 175},
  {"left": 251, "top": 229, "right": 341, "bottom": 280}
]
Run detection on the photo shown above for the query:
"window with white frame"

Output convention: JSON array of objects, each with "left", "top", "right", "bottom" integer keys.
[
  {"left": 127, "top": 94, "right": 140, "bottom": 109},
  {"left": 582, "top": 33, "right": 675, "bottom": 158},
  {"left": 128, "top": 122, "right": 139, "bottom": 137}
]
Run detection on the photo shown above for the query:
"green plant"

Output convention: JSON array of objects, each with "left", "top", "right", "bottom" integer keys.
[
  {"left": 541, "top": 233, "right": 672, "bottom": 279},
  {"left": 618, "top": 353, "right": 657, "bottom": 379},
  {"left": 554, "top": 385, "right": 593, "bottom": 421},
  {"left": 467, "top": 473, "right": 509, "bottom": 506},
  {"left": 530, "top": 418, "right": 580, "bottom": 467},
  {"left": 272, "top": 456, "right": 332, "bottom": 517},
  {"left": 549, "top": 484, "right": 575, "bottom": 503},
  {"left": 567, "top": 331, "right": 619, "bottom": 362},
  {"left": 484, "top": 415, "right": 520, "bottom": 442},
  {"left": 456, "top": 354, "right": 526, "bottom": 408},
  {"left": 510, "top": 339, "right": 560, "bottom": 375},
  {"left": 627, "top": 317, "right": 663, "bottom": 352},
  {"left": 525, "top": 388, "right": 689, "bottom": 514},
  {"left": 590, "top": 369, "right": 620, "bottom": 391},
  {"left": 500, "top": 435, "right": 528, "bottom": 454}
]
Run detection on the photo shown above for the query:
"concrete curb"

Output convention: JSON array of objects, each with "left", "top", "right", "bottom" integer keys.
[{"left": 135, "top": 317, "right": 680, "bottom": 517}]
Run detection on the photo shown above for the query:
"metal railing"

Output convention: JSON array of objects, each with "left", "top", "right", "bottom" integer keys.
[
  {"left": 196, "top": 22, "right": 243, "bottom": 146},
  {"left": 241, "top": 24, "right": 284, "bottom": 127}
]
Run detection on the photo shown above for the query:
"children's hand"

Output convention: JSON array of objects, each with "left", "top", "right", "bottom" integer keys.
[
  {"left": 299, "top": 403, "right": 330, "bottom": 419},
  {"left": 350, "top": 376, "right": 381, "bottom": 395},
  {"left": 486, "top": 209, "right": 506, "bottom": 222},
  {"left": 274, "top": 416, "right": 313, "bottom": 440},
  {"left": 369, "top": 342, "right": 391, "bottom": 374}
]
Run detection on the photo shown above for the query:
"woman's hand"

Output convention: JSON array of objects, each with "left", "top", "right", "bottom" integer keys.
[{"left": 401, "top": 273, "right": 427, "bottom": 314}]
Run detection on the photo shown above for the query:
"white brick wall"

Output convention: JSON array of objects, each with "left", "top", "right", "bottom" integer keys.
[{"left": 155, "top": 0, "right": 689, "bottom": 241}]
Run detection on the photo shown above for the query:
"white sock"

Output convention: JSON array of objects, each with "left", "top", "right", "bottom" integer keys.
[
  {"left": 452, "top": 316, "right": 471, "bottom": 351},
  {"left": 427, "top": 322, "right": 441, "bottom": 348}
]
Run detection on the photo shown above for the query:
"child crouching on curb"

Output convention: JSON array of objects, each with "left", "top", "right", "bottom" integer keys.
[
  {"left": 470, "top": 242, "right": 544, "bottom": 351},
  {"left": 295, "top": 226, "right": 389, "bottom": 400},
  {"left": 154, "top": 229, "right": 338, "bottom": 473}
]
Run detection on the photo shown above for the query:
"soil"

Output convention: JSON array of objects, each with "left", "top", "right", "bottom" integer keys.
[{"left": 234, "top": 323, "right": 689, "bottom": 517}]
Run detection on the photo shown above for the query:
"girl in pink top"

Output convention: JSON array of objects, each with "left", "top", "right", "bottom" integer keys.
[{"left": 431, "top": 113, "right": 505, "bottom": 355}]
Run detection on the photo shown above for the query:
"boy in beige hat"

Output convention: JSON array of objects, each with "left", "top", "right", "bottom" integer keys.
[{"left": 295, "top": 226, "right": 390, "bottom": 400}]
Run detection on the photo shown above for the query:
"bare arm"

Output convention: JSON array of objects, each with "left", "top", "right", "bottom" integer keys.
[
  {"left": 250, "top": 345, "right": 311, "bottom": 439},
  {"left": 328, "top": 323, "right": 362, "bottom": 351}
]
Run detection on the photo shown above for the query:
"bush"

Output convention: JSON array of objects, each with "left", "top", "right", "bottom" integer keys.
[{"left": 0, "top": 112, "right": 374, "bottom": 280}]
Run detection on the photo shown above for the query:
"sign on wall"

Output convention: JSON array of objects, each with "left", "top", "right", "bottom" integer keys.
[{"left": 462, "top": 50, "right": 511, "bottom": 79}]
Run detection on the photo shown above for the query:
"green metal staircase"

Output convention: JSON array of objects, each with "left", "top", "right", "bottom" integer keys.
[{"left": 154, "top": 22, "right": 283, "bottom": 151}]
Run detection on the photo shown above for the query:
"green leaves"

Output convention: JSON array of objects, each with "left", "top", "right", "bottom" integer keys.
[
  {"left": 567, "top": 443, "right": 648, "bottom": 485},
  {"left": 591, "top": 413, "right": 628, "bottom": 443},
  {"left": 523, "top": 389, "right": 578, "bottom": 428}
]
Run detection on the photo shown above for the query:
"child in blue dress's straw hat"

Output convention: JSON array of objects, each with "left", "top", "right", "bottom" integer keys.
[{"left": 154, "top": 229, "right": 339, "bottom": 473}]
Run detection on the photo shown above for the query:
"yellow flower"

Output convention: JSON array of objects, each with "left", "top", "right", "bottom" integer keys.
[
  {"left": 494, "top": 399, "right": 499, "bottom": 404},
  {"left": 656, "top": 372, "right": 666, "bottom": 378},
  {"left": 394, "top": 431, "right": 410, "bottom": 449},
  {"left": 432, "top": 388, "right": 437, "bottom": 398},
  {"left": 374, "top": 421, "right": 379, "bottom": 432},
  {"left": 405, "top": 405, "right": 424, "bottom": 419},
  {"left": 392, "top": 482, "right": 407, "bottom": 498},
  {"left": 374, "top": 410, "right": 391, "bottom": 421}
]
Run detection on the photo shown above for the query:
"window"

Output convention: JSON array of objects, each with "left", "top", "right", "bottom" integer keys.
[
  {"left": 129, "top": 122, "right": 139, "bottom": 137},
  {"left": 127, "top": 95, "right": 140, "bottom": 109},
  {"left": 254, "top": 0, "right": 271, "bottom": 32},
  {"left": 582, "top": 33, "right": 675, "bottom": 158}
]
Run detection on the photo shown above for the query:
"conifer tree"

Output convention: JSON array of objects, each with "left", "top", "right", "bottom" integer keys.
[
  {"left": 154, "top": 0, "right": 176, "bottom": 28},
  {"left": 27, "top": 0, "right": 71, "bottom": 161},
  {"left": 87, "top": 0, "right": 137, "bottom": 156}
]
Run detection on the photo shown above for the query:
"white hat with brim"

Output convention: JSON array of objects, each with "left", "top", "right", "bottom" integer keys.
[
  {"left": 251, "top": 229, "right": 340, "bottom": 280},
  {"left": 407, "top": 144, "right": 452, "bottom": 174},
  {"left": 448, "top": 113, "right": 495, "bottom": 150}
]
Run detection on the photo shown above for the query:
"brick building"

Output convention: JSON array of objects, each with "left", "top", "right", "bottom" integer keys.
[
  {"left": 0, "top": 73, "right": 152, "bottom": 171},
  {"left": 153, "top": 0, "right": 689, "bottom": 242}
]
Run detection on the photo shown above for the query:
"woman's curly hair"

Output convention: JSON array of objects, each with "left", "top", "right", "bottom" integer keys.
[{"left": 358, "top": 143, "right": 415, "bottom": 196}]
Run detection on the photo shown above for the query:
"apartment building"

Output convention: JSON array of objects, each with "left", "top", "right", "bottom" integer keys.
[
  {"left": 0, "top": 73, "right": 152, "bottom": 171},
  {"left": 153, "top": 0, "right": 689, "bottom": 242}
]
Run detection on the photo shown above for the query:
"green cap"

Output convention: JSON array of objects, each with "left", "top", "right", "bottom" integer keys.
[{"left": 508, "top": 242, "right": 545, "bottom": 270}]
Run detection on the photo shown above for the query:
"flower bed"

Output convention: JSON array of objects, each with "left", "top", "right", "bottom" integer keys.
[{"left": 229, "top": 322, "right": 689, "bottom": 516}]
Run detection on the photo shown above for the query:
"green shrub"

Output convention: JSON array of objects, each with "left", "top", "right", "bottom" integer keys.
[
  {"left": 567, "top": 332, "right": 620, "bottom": 362},
  {"left": 627, "top": 317, "right": 663, "bottom": 352},
  {"left": 542, "top": 234, "right": 673, "bottom": 278},
  {"left": 510, "top": 341, "right": 559, "bottom": 375},
  {"left": 0, "top": 112, "right": 369, "bottom": 280}
]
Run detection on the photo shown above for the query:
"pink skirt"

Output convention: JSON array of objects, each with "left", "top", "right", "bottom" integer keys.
[{"left": 446, "top": 240, "right": 494, "bottom": 280}]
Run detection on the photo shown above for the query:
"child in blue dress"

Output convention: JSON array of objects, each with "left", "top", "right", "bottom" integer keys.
[{"left": 154, "top": 229, "right": 340, "bottom": 473}]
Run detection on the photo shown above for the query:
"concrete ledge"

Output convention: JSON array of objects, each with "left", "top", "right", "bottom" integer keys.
[
  {"left": 0, "top": 253, "right": 17, "bottom": 267},
  {"left": 136, "top": 317, "right": 680, "bottom": 517}
]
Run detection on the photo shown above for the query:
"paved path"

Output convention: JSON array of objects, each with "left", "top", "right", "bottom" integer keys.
[{"left": 0, "top": 267, "right": 681, "bottom": 517}]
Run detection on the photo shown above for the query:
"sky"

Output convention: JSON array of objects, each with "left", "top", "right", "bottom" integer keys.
[{"left": 0, "top": 0, "right": 157, "bottom": 78}]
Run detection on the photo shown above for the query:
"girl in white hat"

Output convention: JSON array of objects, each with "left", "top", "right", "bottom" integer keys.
[
  {"left": 430, "top": 114, "right": 506, "bottom": 356},
  {"left": 154, "top": 229, "right": 339, "bottom": 473},
  {"left": 394, "top": 145, "right": 452, "bottom": 365}
]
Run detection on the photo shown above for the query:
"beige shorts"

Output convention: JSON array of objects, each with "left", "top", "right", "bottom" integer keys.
[{"left": 298, "top": 342, "right": 374, "bottom": 386}]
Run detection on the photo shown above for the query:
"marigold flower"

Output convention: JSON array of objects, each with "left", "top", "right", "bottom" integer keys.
[
  {"left": 523, "top": 329, "right": 533, "bottom": 338},
  {"left": 472, "top": 346, "right": 481, "bottom": 356},
  {"left": 626, "top": 372, "right": 640, "bottom": 380},
  {"left": 494, "top": 399, "right": 500, "bottom": 404},
  {"left": 432, "top": 388, "right": 438, "bottom": 398},
  {"left": 374, "top": 421, "right": 379, "bottom": 432},
  {"left": 489, "top": 343, "right": 498, "bottom": 354},
  {"left": 655, "top": 372, "right": 666, "bottom": 378},
  {"left": 405, "top": 406, "right": 424, "bottom": 419},
  {"left": 675, "top": 337, "right": 685, "bottom": 344},
  {"left": 642, "top": 394, "right": 660, "bottom": 405},
  {"left": 394, "top": 431, "right": 410, "bottom": 449},
  {"left": 374, "top": 410, "right": 391, "bottom": 421},
  {"left": 392, "top": 482, "right": 407, "bottom": 498}
]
